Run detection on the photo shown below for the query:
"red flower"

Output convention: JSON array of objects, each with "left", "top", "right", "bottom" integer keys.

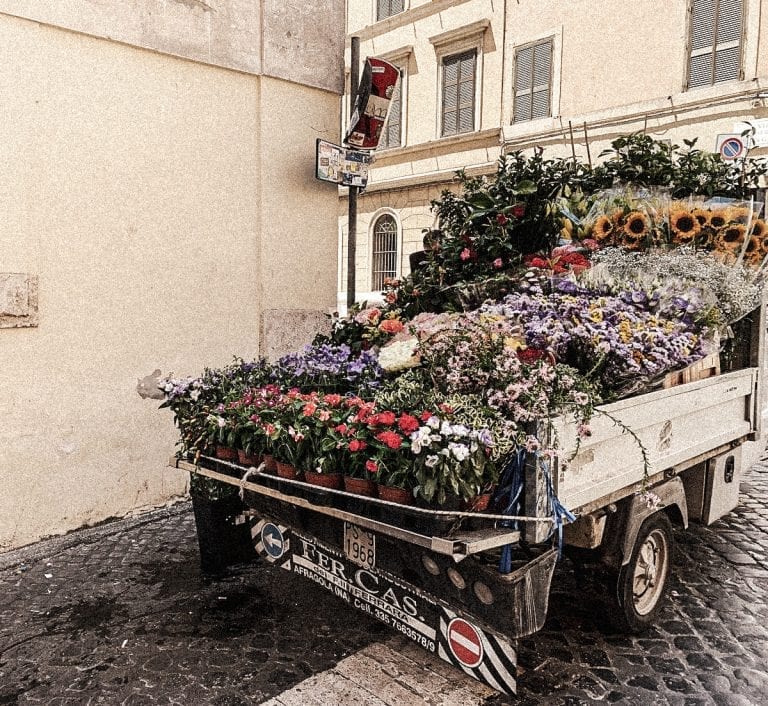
[
  {"left": 438, "top": 403, "right": 454, "bottom": 415},
  {"left": 496, "top": 213, "right": 509, "bottom": 226},
  {"left": 365, "top": 460, "right": 378, "bottom": 474},
  {"left": 376, "top": 431, "right": 403, "bottom": 450},
  {"left": 379, "top": 319, "right": 405, "bottom": 335},
  {"left": 512, "top": 204, "right": 526, "bottom": 218},
  {"left": 334, "top": 423, "right": 348, "bottom": 434},
  {"left": 302, "top": 402, "right": 317, "bottom": 417},
  {"left": 398, "top": 413, "right": 419, "bottom": 434},
  {"left": 324, "top": 394, "right": 342, "bottom": 407},
  {"left": 372, "top": 411, "right": 396, "bottom": 427},
  {"left": 349, "top": 439, "right": 368, "bottom": 453},
  {"left": 517, "top": 348, "right": 546, "bottom": 364},
  {"left": 420, "top": 410, "right": 433, "bottom": 423}
]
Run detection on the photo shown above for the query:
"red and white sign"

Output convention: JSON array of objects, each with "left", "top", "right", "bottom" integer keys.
[
  {"left": 447, "top": 618, "right": 484, "bottom": 668},
  {"left": 716, "top": 134, "right": 746, "bottom": 161},
  {"left": 344, "top": 57, "right": 400, "bottom": 150}
]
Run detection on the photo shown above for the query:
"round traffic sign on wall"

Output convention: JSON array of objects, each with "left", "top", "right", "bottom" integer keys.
[{"left": 716, "top": 134, "right": 745, "bottom": 161}]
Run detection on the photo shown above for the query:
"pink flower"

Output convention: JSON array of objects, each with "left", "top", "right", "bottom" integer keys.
[
  {"left": 379, "top": 319, "right": 405, "bottom": 335},
  {"left": 460, "top": 248, "right": 471, "bottom": 261},
  {"left": 349, "top": 439, "right": 367, "bottom": 453},
  {"left": 492, "top": 258, "right": 503, "bottom": 269},
  {"left": 365, "top": 460, "right": 379, "bottom": 474}
]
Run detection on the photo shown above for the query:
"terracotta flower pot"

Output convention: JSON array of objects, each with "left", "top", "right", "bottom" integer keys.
[
  {"left": 376, "top": 484, "right": 413, "bottom": 505},
  {"left": 461, "top": 493, "right": 493, "bottom": 512},
  {"left": 237, "top": 449, "right": 262, "bottom": 466},
  {"left": 305, "top": 471, "right": 343, "bottom": 489},
  {"left": 343, "top": 476, "right": 377, "bottom": 497},
  {"left": 215, "top": 445, "right": 238, "bottom": 462},
  {"left": 275, "top": 461, "right": 303, "bottom": 480},
  {"left": 262, "top": 454, "right": 278, "bottom": 474}
]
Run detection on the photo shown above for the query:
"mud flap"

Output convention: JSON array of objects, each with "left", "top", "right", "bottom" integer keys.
[{"left": 251, "top": 518, "right": 518, "bottom": 695}]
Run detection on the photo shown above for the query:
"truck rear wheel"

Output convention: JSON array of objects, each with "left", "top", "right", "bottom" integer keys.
[{"left": 612, "top": 512, "right": 672, "bottom": 633}]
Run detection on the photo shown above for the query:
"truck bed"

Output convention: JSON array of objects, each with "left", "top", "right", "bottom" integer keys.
[{"left": 552, "top": 367, "right": 760, "bottom": 514}]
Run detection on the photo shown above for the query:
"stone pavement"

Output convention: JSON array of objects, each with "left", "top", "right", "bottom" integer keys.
[{"left": 1, "top": 461, "right": 767, "bottom": 705}]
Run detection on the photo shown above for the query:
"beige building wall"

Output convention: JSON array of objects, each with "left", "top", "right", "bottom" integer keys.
[
  {"left": 343, "top": 0, "right": 768, "bottom": 309},
  {"left": 0, "top": 3, "right": 344, "bottom": 550}
]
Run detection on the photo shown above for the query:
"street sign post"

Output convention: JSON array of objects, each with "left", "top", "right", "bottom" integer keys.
[{"left": 344, "top": 57, "right": 400, "bottom": 151}]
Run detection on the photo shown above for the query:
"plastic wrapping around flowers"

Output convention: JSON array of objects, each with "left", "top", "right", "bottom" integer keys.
[{"left": 584, "top": 187, "right": 767, "bottom": 269}]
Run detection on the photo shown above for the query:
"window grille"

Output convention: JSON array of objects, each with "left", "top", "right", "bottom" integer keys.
[
  {"left": 688, "top": 0, "right": 743, "bottom": 87},
  {"left": 379, "top": 69, "right": 403, "bottom": 149},
  {"left": 371, "top": 215, "right": 398, "bottom": 291},
  {"left": 513, "top": 39, "right": 552, "bottom": 122},
  {"left": 441, "top": 50, "right": 477, "bottom": 137},
  {"left": 377, "top": 0, "right": 404, "bottom": 21}
]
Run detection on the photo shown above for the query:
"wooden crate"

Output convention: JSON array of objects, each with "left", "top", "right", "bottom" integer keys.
[{"left": 662, "top": 353, "right": 720, "bottom": 389}]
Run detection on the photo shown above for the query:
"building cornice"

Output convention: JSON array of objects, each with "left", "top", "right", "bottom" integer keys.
[
  {"left": 373, "top": 126, "right": 501, "bottom": 166},
  {"left": 349, "top": 0, "right": 474, "bottom": 43}
]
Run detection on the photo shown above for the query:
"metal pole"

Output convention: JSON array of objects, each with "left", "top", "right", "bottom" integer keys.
[{"left": 346, "top": 36, "right": 360, "bottom": 312}]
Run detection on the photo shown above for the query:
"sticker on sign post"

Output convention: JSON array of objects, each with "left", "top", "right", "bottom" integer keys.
[{"left": 446, "top": 617, "right": 484, "bottom": 668}]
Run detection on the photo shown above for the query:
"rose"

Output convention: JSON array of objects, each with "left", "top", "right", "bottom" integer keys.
[{"left": 379, "top": 319, "right": 405, "bottom": 335}]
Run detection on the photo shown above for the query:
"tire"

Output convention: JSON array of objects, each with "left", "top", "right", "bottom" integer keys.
[{"left": 611, "top": 512, "right": 673, "bottom": 633}]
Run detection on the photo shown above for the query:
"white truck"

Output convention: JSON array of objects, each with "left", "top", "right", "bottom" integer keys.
[{"left": 171, "top": 301, "right": 765, "bottom": 696}]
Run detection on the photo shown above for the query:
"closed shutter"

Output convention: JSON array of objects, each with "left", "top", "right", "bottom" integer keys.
[
  {"left": 371, "top": 215, "right": 398, "bottom": 291},
  {"left": 380, "top": 70, "right": 402, "bottom": 149},
  {"left": 688, "top": 0, "right": 742, "bottom": 87},
  {"left": 442, "top": 50, "right": 476, "bottom": 137},
  {"left": 377, "top": 0, "right": 404, "bottom": 21},
  {"left": 514, "top": 39, "right": 552, "bottom": 122}
]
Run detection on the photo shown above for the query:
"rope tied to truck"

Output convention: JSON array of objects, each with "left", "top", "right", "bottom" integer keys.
[
  {"left": 494, "top": 449, "right": 575, "bottom": 573},
  {"left": 238, "top": 462, "right": 265, "bottom": 500}
]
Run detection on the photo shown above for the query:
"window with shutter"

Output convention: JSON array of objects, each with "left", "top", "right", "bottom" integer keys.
[
  {"left": 371, "top": 215, "right": 399, "bottom": 291},
  {"left": 379, "top": 69, "right": 403, "bottom": 150},
  {"left": 688, "top": 0, "right": 743, "bottom": 88},
  {"left": 441, "top": 50, "right": 477, "bottom": 137},
  {"left": 513, "top": 39, "right": 552, "bottom": 123},
  {"left": 377, "top": 0, "right": 405, "bottom": 21}
]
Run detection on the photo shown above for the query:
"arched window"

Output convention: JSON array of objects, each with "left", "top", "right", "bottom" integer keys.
[{"left": 371, "top": 214, "right": 399, "bottom": 291}]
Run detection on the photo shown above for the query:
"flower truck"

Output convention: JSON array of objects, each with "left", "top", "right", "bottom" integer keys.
[{"left": 163, "top": 136, "right": 768, "bottom": 695}]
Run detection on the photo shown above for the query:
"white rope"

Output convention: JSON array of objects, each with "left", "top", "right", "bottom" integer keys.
[{"left": 239, "top": 462, "right": 265, "bottom": 500}]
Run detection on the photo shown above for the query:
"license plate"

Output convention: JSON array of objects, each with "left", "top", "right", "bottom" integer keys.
[{"left": 344, "top": 522, "right": 375, "bottom": 570}]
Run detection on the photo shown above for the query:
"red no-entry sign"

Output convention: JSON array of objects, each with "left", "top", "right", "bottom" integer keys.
[{"left": 447, "top": 618, "right": 484, "bottom": 668}]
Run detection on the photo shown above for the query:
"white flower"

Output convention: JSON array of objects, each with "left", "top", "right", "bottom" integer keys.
[
  {"left": 427, "top": 416, "right": 440, "bottom": 429},
  {"left": 163, "top": 381, "right": 175, "bottom": 393},
  {"left": 450, "top": 424, "right": 470, "bottom": 438},
  {"left": 377, "top": 338, "right": 419, "bottom": 372},
  {"left": 190, "top": 389, "right": 201, "bottom": 402},
  {"left": 449, "top": 443, "right": 470, "bottom": 462},
  {"left": 216, "top": 416, "right": 227, "bottom": 428},
  {"left": 425, "top": 455, "right": 439, "bottom": 468},
  {"left": 409, "top": 426, "right": 432, "bottom": 454},
  {"left": 440, "top": 421, "right": 453, "bottom": 436}
]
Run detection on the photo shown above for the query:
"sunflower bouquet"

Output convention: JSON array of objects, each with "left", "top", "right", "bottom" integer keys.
[
  {"left": 583, "top": 187, "right": 669, "bottom": 251},
  {"left": 664, "top": 198, "right": 767, "bottom": 268}
]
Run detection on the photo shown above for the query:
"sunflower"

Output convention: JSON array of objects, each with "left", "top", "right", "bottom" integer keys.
[
  {"left": 620, "top": 211, "right": 649, "bottom": 250},
  {"left": 714, "top": 223, "right": 747, "bottom": 252},
  {"left": 669, "top": 209, "right": 701, "bottom": 245},
  {"left": 749, "top": 219, "right": 766, "bottom": 239},
  {"left": 591, "top": 215, "right": 614, "bottom": 243},
  {"left": 692, "top": 208, "right": 711, "bottom": 227},
  {"left": 709, "top": 210, "right": 728, "bottom": 229}
]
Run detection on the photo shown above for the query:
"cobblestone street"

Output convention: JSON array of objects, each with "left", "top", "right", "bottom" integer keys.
[{"left": 1, "top": 461, "right": 767, "bottom": 705}]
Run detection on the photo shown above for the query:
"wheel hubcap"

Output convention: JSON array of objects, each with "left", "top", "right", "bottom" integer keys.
[{"left": 632, "top": 529, "right": 668, "bottom": 615}]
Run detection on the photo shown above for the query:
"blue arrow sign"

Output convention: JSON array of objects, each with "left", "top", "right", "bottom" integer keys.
[{"left": 261, "top": 523, "right": 285, "bottom": 559}]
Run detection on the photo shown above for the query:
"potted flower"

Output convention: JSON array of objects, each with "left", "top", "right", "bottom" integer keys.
[
  {"left": 366, "top": 409, "right": 418, "bottom": 504},
  {"left": 409, "top": 415, "right": 496, "bottom": 507}
]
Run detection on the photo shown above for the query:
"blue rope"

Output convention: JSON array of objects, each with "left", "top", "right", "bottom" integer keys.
[
  {"left": 494, "top": 448, "right": 576, "bottom": 573},
  {"left": 493, "top": 449, "right": 525, "bottom": 574}
]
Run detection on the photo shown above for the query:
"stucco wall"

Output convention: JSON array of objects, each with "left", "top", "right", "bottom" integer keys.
[{"left": 0, "top": 9, "right": 342, "bottom": 549}]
